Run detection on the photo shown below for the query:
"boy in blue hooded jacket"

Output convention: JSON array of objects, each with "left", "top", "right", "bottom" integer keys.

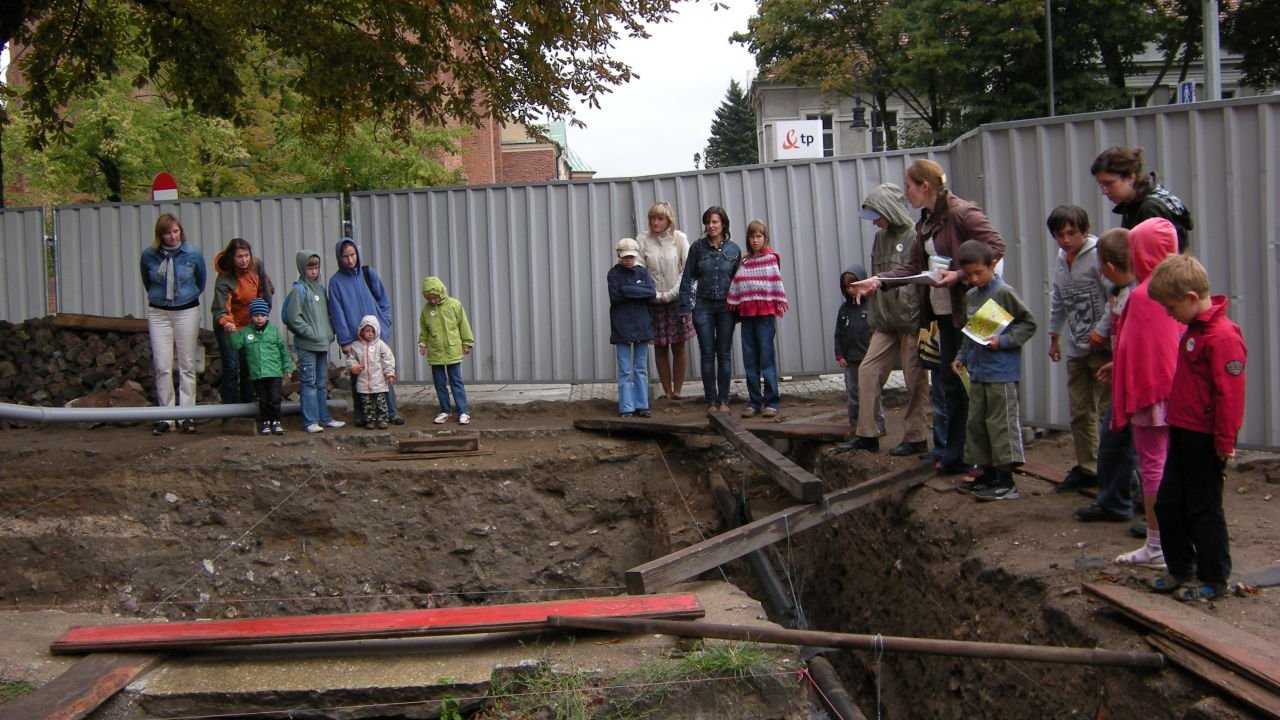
[{"left": 327, "top": 238, "right": 403, "bottom": 425}]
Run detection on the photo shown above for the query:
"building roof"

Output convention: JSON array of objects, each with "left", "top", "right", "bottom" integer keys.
[{"left": 546, "top": 121, "right": 594, "bottom": 174}]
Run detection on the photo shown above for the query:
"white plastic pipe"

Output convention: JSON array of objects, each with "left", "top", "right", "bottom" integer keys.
[{"left": 0, "top": 400, "right": 347, "bottom": 424}]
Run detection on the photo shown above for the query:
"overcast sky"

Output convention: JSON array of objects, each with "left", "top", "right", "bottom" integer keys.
[{"left": 565, "top": 0, "right": 758, "bottom": 179}]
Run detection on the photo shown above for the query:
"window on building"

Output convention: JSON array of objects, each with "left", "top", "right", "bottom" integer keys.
[
  {"left": 871, "top": 109, "right": 898, "bottom": 152},
  {"left": 805, "top": 113, "right": 835, "bottom": 157}
]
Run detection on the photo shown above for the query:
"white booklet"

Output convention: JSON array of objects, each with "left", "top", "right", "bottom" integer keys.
[
  {"left": 880, "top": 270, "right": 943, "bottom": 287},
  {"left": 962, "top": 298, "right": 1014, "bottom": 345}
]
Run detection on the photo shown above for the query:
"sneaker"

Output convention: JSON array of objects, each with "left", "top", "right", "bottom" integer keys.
[
  {"left": 636, "top": 409, "right": 652, "bottom": 418},
  {"left": 458, "top": 413, "right": 471, "bottom": 425},
  {"left": 834, "top": 436, "right": 879, "bottom": 454},
  {"left": 152, "top": 421, "right": 171, "bottom": 436},
  {"left": 323, "top": 419, "right": 346, "bottom": 429},
  {"left": 973, "top": 480, "right": 1020, "bottom": 501},
  {"left": 433, "top": 413, "right": 450, "bottom": 425},
  {"left": 1054, "top": 465, "right": 1098, "bottom": 494},
  {"left": 1115, "top": 544, "right": 1166, "bottom": 569},
  {"left": 271, "top": 421, "right": 285, "bottom": 435},
  {"left": 260, "top": 423, "right": 272, "bottom": 435},
  {"left": 305, "top": 423, "right": 324, "bottom": 434},
  {"left": 740, "top": 407, "right": 759, "bottom": 418},
  {"left": 620, "top": 412, "right": 634, "bottom": 418},
  {"left": 761, "top": 407, "right": 778, "bottom": 418},
  {"left": 956, "top": 468, "right": 994, "bottom": 494},
  {"left": 391, "top": 416, "right": 406, "bottom": 425},
  {"left": 179, "top": 419, "right": 197, "bottom": 434},
  {"left": 376, "top": 420, "right": 389, "bottom": 429},
  {"left": 718, "top": 403, "right": 731, "bottom": 413},
  {"left": 888, "top": 440, "right": 929, "bottom": 457},
  {"left": 353, "top": 419, "right": 367, "bottom": 428}
]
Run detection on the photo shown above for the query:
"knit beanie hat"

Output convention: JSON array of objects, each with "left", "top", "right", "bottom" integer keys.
[{"left": 248, "top": 298, "right": 270, "bottom": 317}]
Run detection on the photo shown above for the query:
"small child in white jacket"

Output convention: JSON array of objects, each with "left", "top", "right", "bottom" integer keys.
[{"left": 346, "top": 315, "right": 397, "bottom": 429}]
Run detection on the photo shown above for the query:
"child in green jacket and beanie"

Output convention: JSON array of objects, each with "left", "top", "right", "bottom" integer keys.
[
  {"left": 230, "top": 298, "right": 294, "bottom": 435},
  {"left": 418, "top": 276, "right": 475, "bottom": 425}
]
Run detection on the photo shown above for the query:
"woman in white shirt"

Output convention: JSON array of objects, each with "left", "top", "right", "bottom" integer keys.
[{"left": 636, "top": 201, "right": 694, "bottom": 400}]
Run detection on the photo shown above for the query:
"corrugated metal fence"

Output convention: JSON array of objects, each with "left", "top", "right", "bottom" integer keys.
[
  {"left": 0, "top": 206, "right": 49, "bottom": 321},
  {"left": 52, "top": 195, "right": 344, "bottom": 329},
  {"left": 1, "top": 96, "right": 1277, "bottom": 447}
]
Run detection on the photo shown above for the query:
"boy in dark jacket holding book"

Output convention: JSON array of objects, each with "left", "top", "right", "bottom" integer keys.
[
  {"left": 833, "top": 264, "right": 877, "bottom": 453},
  {"left": 608, "top": 238, "right": 657, "bottom": 417}
]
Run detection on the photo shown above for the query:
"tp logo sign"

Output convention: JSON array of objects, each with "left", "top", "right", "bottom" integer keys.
[{"left": 774, "top": 120, "right": 824, "bottom": 160}]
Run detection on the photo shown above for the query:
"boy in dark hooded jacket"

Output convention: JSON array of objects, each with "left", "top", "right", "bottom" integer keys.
[{"left": 833, "top": 265, "right": 876, "bottom": 452}]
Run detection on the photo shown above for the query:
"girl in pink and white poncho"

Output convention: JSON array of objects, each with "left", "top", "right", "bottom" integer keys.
[{"left": 726, "top": 219, "right": 789, "bottom": 417}]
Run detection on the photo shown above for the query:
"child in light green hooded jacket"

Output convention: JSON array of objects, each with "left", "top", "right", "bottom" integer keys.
[{"left": 417, "top": 276, "right": 474, "bottom": 425}]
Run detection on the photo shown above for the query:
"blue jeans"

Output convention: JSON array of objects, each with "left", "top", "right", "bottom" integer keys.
[
  {"left": 930, "top": 370, "right": 948, "bottom": 460},
  {"left": 691, "top": 301, "right": 736, "bottom": 404},
  {"left": 934, "top": 322, "right": 968, "bottom": 470},
  {"left": 739, "top": 316, "right": 779, "bottom": 410},
  {"left": 1095, "top": 403, "right": 1136, "bottom": 517},
  {"left": 215, "top": 325, "right": 253, "bottom": 404},
  {"left": 432, "top": 363, "right": 469, "bottom": 415},
  {"left": 295, "top": 347, "right": 334, "bottom": 428},
  {"left": 615, "top": 342, "right": 651, "bottom": 413}
]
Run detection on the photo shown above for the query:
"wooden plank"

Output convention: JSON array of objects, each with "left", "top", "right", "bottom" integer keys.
[
  {"left": 50, "top": 313, "right": 149, "bottom": 334},
  {"left": 574, "top": 417, "right": 852, "bottom": 443},
  {"left": 1015, "top": 458, "right": 1070, "bottom": 485},
  {"left": 397, "top": 435, "right": 480, "bottom": 454},
  {"left": 50, "top": 593, "right": 704, "bottom": 654},
  {"left": 1146, "top": 635, "right": 1280, "bottom": 719},
  {"left": 0, "top": 653, "right": 162, "bottom": 720},
  {"left": 707, "top": 412, "right": 824, "bottom": 503},
  {"left": 359, "top": 449, "right": 495, "bottom": 461},
  {"left": 1084, "top": 582, "right": 1280, "bottom": 693},
  {"left": 626, "top": 462, "right": 931, "bottom": 594}
]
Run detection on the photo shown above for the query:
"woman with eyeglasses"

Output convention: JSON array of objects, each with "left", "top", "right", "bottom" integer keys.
[{"left": 1091, "top": 146, "right": 1193, "bottom": 253}]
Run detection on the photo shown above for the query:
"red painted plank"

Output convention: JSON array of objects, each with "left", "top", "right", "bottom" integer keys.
[{"left": 51, "top": 593, "right": 703, "bottom": 654}]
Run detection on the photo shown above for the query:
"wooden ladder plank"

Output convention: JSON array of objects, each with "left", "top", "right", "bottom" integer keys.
[
  {"left": 1084, "top": 581, "right": 1280, "bottom": 693},
  {"left": 574, "top": 417, "right": 852, "bottom": 443},
  {"left": 1016, "top": 458, "right": 1070, "bottom": 485},
  {"left": 397, "top": 435, "right": 481, "bottom": 454},
  {"left": 0, "top": 653, "right": 162, "bottom": 720},
  {"left": 1146, "top": 635, "right": 1280, "bottom": 719},
  {"left": 51, "top": 593, "right": 704, "bottom": 654},
  {"left": 708, "top": 412, "right": 824, "bottom": 503},
  {"left": 626, "top": 462, "right": 931, "bottom": 594}
]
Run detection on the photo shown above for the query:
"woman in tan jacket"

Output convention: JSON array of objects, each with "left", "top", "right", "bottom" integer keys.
[{"left": 637, "top": 201, "right": 695, "bottom": 400}]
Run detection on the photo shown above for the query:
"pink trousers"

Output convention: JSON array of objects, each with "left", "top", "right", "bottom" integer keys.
[{"left": 1130, "top": 424, "right": 1170, "bottom": 497}]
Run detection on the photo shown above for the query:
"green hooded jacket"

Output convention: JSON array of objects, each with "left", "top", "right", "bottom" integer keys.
[
  {"left": 417, "top": 276, "right": 474, "bottom": 365},
  {"left": 228, "top": 321, "right": 293, "bottom": 380},
  {"left": 861, "top": 183, "right": 921, "bottom": 334},
  {"left": 283, "top": 250, "right": 336, "bottom": 352}
]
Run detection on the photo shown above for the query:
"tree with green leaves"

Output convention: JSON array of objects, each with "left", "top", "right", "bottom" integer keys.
[
  {"left": 1224, "top": 0, "right": 1280, "bottom": 89},
  {"left": 0, "top": 0, "right": 688, "bottom": 205},
  {"left": 703, "top": 79, "right": 758, "bottom": 168},
  {"left": 735, "top": 0, "right": 1200, "bottom": 148}
]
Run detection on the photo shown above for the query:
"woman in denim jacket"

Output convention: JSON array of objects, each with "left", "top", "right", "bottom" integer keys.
[
  {"left": 678, "top": 206, "right": 742, "bottom": 412},
  {"left": 139, "top": 213, "right": 207, "bottom": 435}
]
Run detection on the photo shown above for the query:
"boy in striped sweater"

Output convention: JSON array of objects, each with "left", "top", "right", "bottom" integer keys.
[{"left": 726, "top": 219, "right": 789, "bottom": 418}]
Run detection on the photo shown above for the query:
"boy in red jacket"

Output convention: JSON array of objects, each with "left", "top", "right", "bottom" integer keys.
[{"left": 1146, "top": 254, "right": 1247, "bottom": 601}]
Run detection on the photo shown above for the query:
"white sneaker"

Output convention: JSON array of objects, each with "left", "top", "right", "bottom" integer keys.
[
  {"left": 458, "top": 413, "right": 471, "bottom": 425},
  {"left": 323, "top": 419, "right": 346, "bottom": 429},
  {"left": 305, "top": 424, "right": 323, "bottom": 434},
  {"left": 433, "top": 413, "right": 450, "bottom": 424}
]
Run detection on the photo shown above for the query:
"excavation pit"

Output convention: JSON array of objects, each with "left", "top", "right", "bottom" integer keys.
[{"left": 2, "top": 393, "right": 1278, "bottom": 719}]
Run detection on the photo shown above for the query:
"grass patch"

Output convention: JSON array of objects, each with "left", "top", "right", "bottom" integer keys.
[{"left": 1, "top": 679, "right": 38, "bottom": 705}]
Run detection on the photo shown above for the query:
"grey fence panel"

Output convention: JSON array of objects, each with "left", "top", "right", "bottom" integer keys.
[
  {"left": 54, "top": 195, "right": 344, "bottom": 333},
  {"left": 0, "top": 207, "right": 49, "bottom": 323}
]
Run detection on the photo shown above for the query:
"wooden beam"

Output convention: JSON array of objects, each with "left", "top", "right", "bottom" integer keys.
[
  {"left": 574, "top": 417, "right": 852, "bottom": 443},
  {"left": 0, "top": 653, "right": 162, "bottom": 720},
  {"left": 1146, "top": 635, "right": 1280, "bottom": 719},
  {"left": 50, "top": 314, "right": 149, "bottom": 334},
  {"left": 1015, "top": 458, "right": 1069, "bottom": 485},
  {"left": 50, "top": 593, "right": 704, "bottom": 654},
  {"left": 1084, "top": 581, "right": 1280, "bottom": 693},
  {"left": 547, "top": 615, "right": 1166, "bottom": 669},
  {"left": 625, "top": 462, "right": 931, "bottom": 594},
  {"left": 707, "top": 412, "right": 824, "bottom": 503},
  {"left": 358, "top": 449, "right": 494, "bottom": 462},
  {"left": 397, "top": 435, "right": 480, "bottom": 454}
]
